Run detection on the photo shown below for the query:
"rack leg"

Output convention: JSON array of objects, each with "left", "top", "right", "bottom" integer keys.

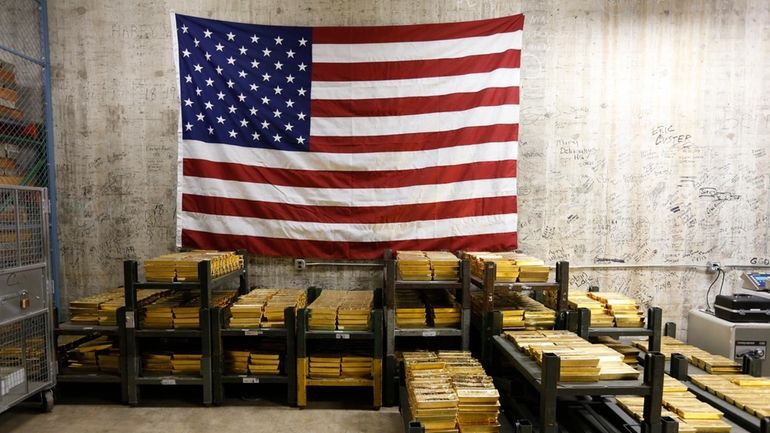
[
  {"left": 661, "top": 416, "right": 679, "bottom": 433},
  {"left": 642, "top": 352, "right": 664, "bottom": 433},
  {"left": 297, "top": 357, "right": 307, "bottom": 407},
  {"left": 540, "top": 353, "right": 559, "bottom": 433},
  {"left": 760, "top": 416, "right": 770, "bottom": 433},
  {"left": 373, "top": 358, "right": 382, "bottom": 409}
]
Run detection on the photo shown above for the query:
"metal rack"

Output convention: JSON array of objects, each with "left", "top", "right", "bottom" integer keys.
[
  {"left": 0, "top": 186, "right": 55, "bottom": 414},
  {"left": 471, "top": 261, "right": 570, "bottom": 364},
  {"left": 296, "top": 287, "right": 383, "bottom": 408},
  {"left": 211, "top": 304, "right": 296, "bottom": 405},
  {"left": 491, "top": 335, "right": 665, "bottom": 433},
  {"left": 383, "top": 249, "right": 471, "bottom": 406},
  {"left": 122, "top": 256, "right": 248, "bottom": 406},
  {"left": 574, "top": 307, "right": 663, "bottom": 352}
]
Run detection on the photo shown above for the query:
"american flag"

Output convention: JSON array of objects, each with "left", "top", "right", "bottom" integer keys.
[{"left": 173, "top": 13, "right": 522, "bottom": 259}]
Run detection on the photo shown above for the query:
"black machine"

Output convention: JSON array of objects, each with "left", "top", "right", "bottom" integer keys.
[{"left": 715, "top": 294, "right": 770, "bottom": 323}]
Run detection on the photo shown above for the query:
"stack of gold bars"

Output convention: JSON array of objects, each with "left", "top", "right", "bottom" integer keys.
[
  {"left": 64, "top": 336, "right": 115, "bottom": 373},
  {"left": 465, "top": 252, "right": 518, "bottom": 282},
  {"left": 248, "top": 353, "right": 281, "bottom": 375},
  {"left": 227, "top": 288, "right": 278, "bottom": 328},
  {"left": 593, "top": 336, "right": 639, "bottom": 365},
  {"left": 142, "top": 353, "right": 173, "bottom": 375},
  {"left": 308, "top": 290, "right": 345, "bottom": 330},
  {"left": 403, "top": 351, "right": 501, "bottom": 433},
  {"left": 426, "top": 251, "right": 461, "bottom": 281},
  {"left": 587, "top": 292, "right": 645, "bottom": 328},
  {"left": 309, "top": 354, "right": 341, "bottom": 378},
  {"left": 337, "top": 291, "right": 373, "bottom": 330},
  {"left": 632, "top": 336, "right": 741, "bottom": 374},
  {"left": 341, "top": 355, "right": 373, "bottom": 378},
  {"left": 142, "top": 291, "right": 235, "bottom": 329},
  {"left": 224, "top": 350, "right": 250, "bottom": 374},
  {"left": 396, "top": 289, "right": 427, "bottom": 328},
  {"left": 567, "top": 293, "right": 616, "bottom": 327},
  {"left": 505, "top": 330, "right": 640, "bottom": 382},
  {"left": 171, "top": 354, "right": 202, "bottom": 375},
  {"left": 616, "top": 373, "right": 731, "bottom": 433},
  {"left": 68, "top": 288, "right": 124, "bottom": 325},
  {"left": 470, "top": 291, "right": 556, "bottom": 330},
  {"left": 691, "top": 374, "right": 770, "bottom": 419},
  {"left": 426, "top": 290, "right": 462, "bottom": 328},
  {"left": 143, "top": 293, "right": 181, "bottom": 328},
  {"left": 397, "top": 251, "right": 433, "bottom": 281},
  {"left": 144, "top": 250, "right": 243, "bottom": 282},
  {"left": 262, "top": 288, "right": 306, "bottom": 327}
]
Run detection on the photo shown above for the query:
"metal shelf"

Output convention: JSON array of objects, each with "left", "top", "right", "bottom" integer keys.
[
  {"left": 306, "top": 377, "right": 374, "bottom": 386},
  {"left": 394, "top": 327, "right": 463, "bottom": 337},
  {"left": 135, "top": 376, "right": 204, "bottom": 385},
  {"left": 304, "top": 329, "right": 375, "bottom": 340},
  {"left": 219, "top": 327, "right": 288, "bottom": 337},
  {"left": 587, "top": 327, "right": 654, "bottom": 337},
  {"left": 220, "top": 375, "right": 289, "bottom": 384},
  {"left": 133, "top": 267, "right": 246, "bottom": 291},
  {"left": 56, "top": 322, "right": 119, "bottom": 336},
  {"left": 470, "top": 275, "right": 560, "bottom": 290},
  {"left": 393, "top": 280, "right": 463, "bottom": 290},
  {"left": 57, "top": 373, "right": 121, "bottom": 383},
  {"left": 134, "top": 329, "right": 201, "bottom": 338}
]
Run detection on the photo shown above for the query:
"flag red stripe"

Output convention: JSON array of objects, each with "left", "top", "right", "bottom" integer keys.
[
  {"left": 312, "top": 87, "right": 519, "bottom": 118},
  {"left": 183, "top": 194, "right": 517, "bottom": 224},
  {"left": 182, "top": 229, "right": 518, "bottom": 260},
  {"left": 310, "top": 124, "right": 518, "bottom": 153},
  {"left": 184, "top": 158, "right": 516, "bottom": 189},
  {"left": 312, "top": 50, "right": 520, "bottom": 82},
  {"left": 313, "top": 15, "right": 524, "bottom": 44}
]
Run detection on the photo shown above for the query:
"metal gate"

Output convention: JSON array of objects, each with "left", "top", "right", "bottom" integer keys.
[{"left": 0, "top": 185, "right": 54, "bottom": 413}]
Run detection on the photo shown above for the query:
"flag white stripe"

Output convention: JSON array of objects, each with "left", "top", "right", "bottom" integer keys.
[
  {"left": 181, "top": 212, "right": 519, "bottom": 242},
  {"left": 182, "top": 139, "right": 518, "bottom": 171},
  {"left": 310, "top": 105, "right": 519, "bottom": 137},
  {"left": 313, "top": 31, "right": 522, "bottom": 63},
  {"left": 182, "top": 177, "right": 517, "bottom": 207},
  {"left": 311, "top": 68, "right": 520, "bottom": 100}
]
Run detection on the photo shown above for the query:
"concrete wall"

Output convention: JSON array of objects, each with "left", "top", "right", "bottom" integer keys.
[{"left": 48, "top": 0, "right": 770, "bottom": 336}]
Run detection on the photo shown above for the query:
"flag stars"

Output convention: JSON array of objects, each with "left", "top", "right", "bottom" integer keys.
[
  {"left": 273, "top": 109, "right": 282, "bottom": 118},
  {"left": 249, "top": 107, "right": 258, "bottom": 116},
  {"left": 180, "top": 24, "right": 189, "bottom": 33},
  {"left": 239, "top": 119, "right": 249, "bottom": 127},
  {"left": 286, "top": 75, "right": 295, "bottom": 84},
  {"left": 273, "top": 134, "right": 282, "bottom": 142},
  {"left": 195, "top": 87, "right": 202, "bottom": 96},
  {"left": 297, "top": 88, "right": 307, "bottom": 96},
  {"left": 297, "top": 112, "right": 307, "bottom": 121},
  {"left": 285, "top": 123, "right": 294, "bottom": 132},
  {"left": 216, "top": 91, "right": 226, "bottom": 100},
  {"left": 252, "top": 131, "right": 260, "bottom": 140},
  {"left": 196, "top": 112, "right": 205, "bottom": 122},
  {"left": 184, "top": 74, "right": 192, "bottom": 83},
  {"left": 215, "top": 65, "right": 224, "bottom": 75},
  {"left": 203, "top": 29, "right": 212, "bottom": 38},
  {"left": 226, "top": 56, "right": 236, "bottom": 65},
  {"left": 297, "top": 136, "right": 306, "bottom": 145},
  {"left": 181, "top": 49, "right": 191, "bottom": 58},
  {"left": 193, "top": 38, "right": 200, "bottom": 47},
  {"left": 205, "top": 52, "right": 212, "bottom": 61},
  {"left": 238, "top": 46, "right": 248, "bottom": 55},
  {"left": 226, "top": 79, "right": 235, "bottom": 88},
  {"left": 237, "top": 93, "right": 247, "bottom": 102},
  {"left": 228, "top": 129, "right": 238, "bottom": 138},
  {"left": 250, "top": 60, "right": 260, "bottom": 69},
  {"left": 215, "top": 43, "right": 224, "bottom": 52},
  {"left": 262, "top": 47, "right": 272, "bottom": 57},
  {"left": 274, "top": 61, "right": 283, "bottom": 70},
  {"left": 274, "top": 86, "right": 283, "bottom": 95},
  {"left": 183, "top": 98, "right": 194, "bottom": 107},
  {"left": 250, "top": 35, "right": 259, "bottom": 44},
  {"left": 274, "top": 36, "right": 283, "bottom": 45},
  {"left": 298, "top": 62, "right": 307, "bottom": 72},
  {"left": 249, "top": 83, "right": 258, "bottom": 91},
  {"left": 238, "top": 70, "right": 248, "bottom": 78},
  {"left": 208, "top": 126, "right": 214, "bottom": 135},
  {"left": 226, "top": 32, "right": 236, "bottom": 41},
  {"left": 184, "top": 122, "right": 193, "bottom": 131},
  {"left": 260, "top": 120, "right": 270, "bottom": 129},
  {"left": 204, "top": 101, "right": 214, "bottom": 110},
  {"left": 216, "top": 116, "right": 225, "bottom": 124},
  {"left": 261, "top": 96, "right": 270, "bottom": 105},
  {"left": 262, "top": 73, "right": 271, "bottom": 81},
  {"left": 193, "top": 64, "right": 203, "bottom": 73},
  {"left": 205, "top": 78, "right": 214, "bottom": 87},
  {"left": 298, "top": 37, "right": 308, "bottom": 46},
  {"left": 286, "top": 49, "right": 295, "bottom": 58},
  {"left": 228, "top": 105, "right": 238, "bottom": 113},
  {"left": 286, "top": 99, "right": 295, "bottom": 108}
]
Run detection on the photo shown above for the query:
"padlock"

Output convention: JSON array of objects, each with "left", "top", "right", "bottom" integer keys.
[{"left": 19, "top": 290, "right": 29, "bottom": 309}]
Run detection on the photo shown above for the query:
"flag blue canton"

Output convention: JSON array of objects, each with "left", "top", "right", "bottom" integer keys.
[{"left": 175, "top": 14, "right": 312, "bottom": 152}]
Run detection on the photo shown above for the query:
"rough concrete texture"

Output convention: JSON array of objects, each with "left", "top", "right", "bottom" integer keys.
[
  {"left": 47, "top": 1, "right": 770, "bottom": 336},
  {"left": 0, "top": 404, "right": 402, "bottom": 433}
]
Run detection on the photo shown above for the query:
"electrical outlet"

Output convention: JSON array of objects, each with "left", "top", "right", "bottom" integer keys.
[
  {"left": 294, "top": 258, "right": 306, "bottom": 270},
  {"left": 707, "top": 261, "right": 721, "bottom": 273}
]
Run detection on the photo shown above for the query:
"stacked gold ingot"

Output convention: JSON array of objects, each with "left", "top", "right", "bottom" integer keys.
[
  {"left": 396, "top": 289, "right": 427, "bottom": 328},
  {"left": 438, "top": 351, "right": 500, "bottom": 433},
  {"left": 426, "top": 290, "right": 461, "bottom": 328},
  {"left": 144, "top": 250, "right": 244, "bottom": 282},
  {"left": 228, "top": 288, "right": 279, "bottom": 328},
  {"left": 308, "top": 290, "right": 345, "bottom": 330},
  {"left": 249, "top": 353, "right": 281, "bottom": 375},
  {"left": 97, "top": 348, "right": 120, "bottom": 373},
  {"left": 309, "top": 354, "right": 341, "bottom": 378},
  {"left": 142, "top": 353, "right": 173, "bottom": 375},
  {"left": 404, "top": 352, "right": 459, "bottom": 433},
  {"left": 397, "top": 251, "right": 433, "bottom": 281},
  {"left": 65, "top": 336, "right": 114, "bottom": 373},
  {"left": 96, "top": 288, "right": 167, "bottom": 326},
  {"left": 691, "top": 374, "right": 770, "bottom": 418},
  {"left": 470, "top": 291, "right": 555, "bottom": 329},
  {"left": 171, "top": 354, "right": 202, "bottom": 375},
  {"left": 691, "top": 354, "right": 742, "bottom": 375},
  {"left": 341, "top": 355, "right": 372, "bottom": 378},
  {"left": 338, "top": 291, "right": 373, "bottom": 331},
  {"left": 225, "top": 350, "right": 250, "bottom": 374},
  {"left": 143, "top": 293, "right": 183, "bottom": 328},
  {"left": 465, "top": 252, "right": 518, "bottom": 282},
  {"left": 567, "top": 293, "right": 615, "bottom": 327},
  {"left": 587, "top": 292, "right": 645, "bottom": 328},
  {"left": 616, "top": 397, "right": 682, "bottom": 429},
  {"left": 262, "top": 288, "right": 306, "bottom": 327},
  {"left": 594, "top": 336, "right": 640, "bottom": 365},
  {"left": 509, "top": 254, "right": 550, "bottom": 282},
  {"left": 171, "top": 291, "right": 235, "bottom": 329},
  {"left": 425, "top": 251, "right": 461, "bottom": 281},
  {"left": 68, "top": 288, "right": 124, "bottom": 324},
  {"left": 505, "top": 330, "right": 640, "bottom": 382}
]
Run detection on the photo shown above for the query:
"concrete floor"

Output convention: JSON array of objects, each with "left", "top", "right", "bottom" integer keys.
[{"left": 0, "top": 405, "right": 403, "bottom": 433}]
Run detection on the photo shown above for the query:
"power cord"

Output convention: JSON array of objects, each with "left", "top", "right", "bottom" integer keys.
[{"left": 705, "top": 268, "right": 723, "bottom": 313}]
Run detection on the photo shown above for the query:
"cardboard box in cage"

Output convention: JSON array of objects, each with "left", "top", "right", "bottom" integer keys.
[{"left": 0, "top": 367, "right": 25, "bottom": 396}]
